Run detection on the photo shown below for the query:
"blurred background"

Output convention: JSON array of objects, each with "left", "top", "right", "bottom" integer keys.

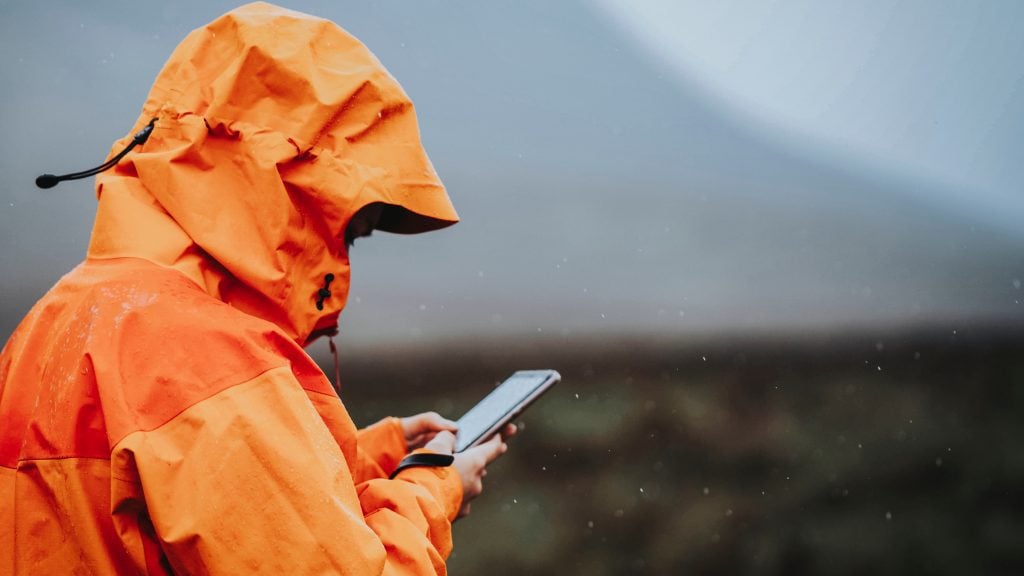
[{"left": 2, "top": 1, "right": 1022, "bottom": 574}]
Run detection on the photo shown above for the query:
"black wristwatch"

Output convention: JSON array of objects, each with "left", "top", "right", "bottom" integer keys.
[{"left": 388, "top": 452, "right": 455, "bottom": 480}]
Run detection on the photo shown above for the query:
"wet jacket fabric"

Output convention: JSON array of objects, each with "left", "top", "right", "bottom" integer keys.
[{"left": 0, "top": 3, "right": 462, "bottom": 574}]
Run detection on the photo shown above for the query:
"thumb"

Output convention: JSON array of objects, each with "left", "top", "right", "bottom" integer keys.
[
  {"left": 422, "top": 412, "right": 459, "bottom": 432},
  {"left": 403, "top": 412, "right": 458, "bottom": 436},
  {"left": 423, "top": 430, "right": 456, "bottom": 454}
]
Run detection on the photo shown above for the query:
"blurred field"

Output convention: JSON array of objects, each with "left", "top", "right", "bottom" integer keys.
[{"left": 334, "top": 326, "right": 1024, "bottom": 575}]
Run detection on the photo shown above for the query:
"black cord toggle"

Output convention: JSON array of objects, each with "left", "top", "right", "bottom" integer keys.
[
  {"left": 315, "top": 273, "right": 335, "bottom": 310},
  {"left": 36, "top": 117, "right": 157, "bottom": 189}
]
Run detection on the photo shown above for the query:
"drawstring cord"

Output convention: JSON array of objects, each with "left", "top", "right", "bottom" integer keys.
[
  {"left": 36, "top": 118, "right": 157, "bottom": 189},
  {"left": 327, "top": 334, "right": 341, "bottom": 397}
]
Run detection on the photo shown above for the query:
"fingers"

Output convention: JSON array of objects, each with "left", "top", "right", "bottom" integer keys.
[
  {"left": 401, "top": 411, "right": 458, "bottom": 450},
  {"left": 468, "top": 432, "right": 507, "bottom": 465},
  {"left": 401, "top": 411, "right": 458, "bottom": 438},
  {"left": 451, "top": 429, "right": 518, "bottom": 521},
  {"left": 422, "top": 411, "right": 459, "bottom": 432},
  {"left": 423, "top": 430, "right": 456, "bottom": 454},
  {"left": 500, "top": 422, "right": 518, "bottom": 440}
]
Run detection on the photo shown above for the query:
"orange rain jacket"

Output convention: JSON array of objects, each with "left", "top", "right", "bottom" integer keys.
[{"left": 0, "top": 3, "right": 464, "bottom": 574}]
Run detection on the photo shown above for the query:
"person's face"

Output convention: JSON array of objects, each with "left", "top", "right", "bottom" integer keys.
[{"left": 344, "top": 203, "right": 386, "bottom": 248}]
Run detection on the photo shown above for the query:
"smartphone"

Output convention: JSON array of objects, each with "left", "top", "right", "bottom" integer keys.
[{"left": 455, "top": 369, "right": 561, "bottom": 453}]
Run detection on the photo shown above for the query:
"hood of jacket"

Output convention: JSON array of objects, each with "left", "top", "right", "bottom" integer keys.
[{"left": 86, "top": 2, "right": 458, "bottom": 345}]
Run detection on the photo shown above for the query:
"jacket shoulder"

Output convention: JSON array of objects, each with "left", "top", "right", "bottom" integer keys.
[{"left": 76, "top": 262, "right": 330, "bottom": 441}]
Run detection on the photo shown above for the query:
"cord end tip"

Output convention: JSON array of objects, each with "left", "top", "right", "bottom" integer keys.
[{"left": 35, "top": 174, "right": 59, "bottom": 189}]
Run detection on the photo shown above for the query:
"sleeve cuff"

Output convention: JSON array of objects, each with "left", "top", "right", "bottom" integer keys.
[
  {"left": 357, "top": 416, "right": 408, "bottom": 474},
  {"left": 391, "top": 449, "right": 464, "bottom": 522}
]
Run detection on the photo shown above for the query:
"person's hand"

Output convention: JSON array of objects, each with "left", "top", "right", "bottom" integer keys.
[
  {"left": 400, "top": 412, "right": 458, "bottom": 451},
  {"left": 424, "top": 423, "right": 518, "bottom": 520}
]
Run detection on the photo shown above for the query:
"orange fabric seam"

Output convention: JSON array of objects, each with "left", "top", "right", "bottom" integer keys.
[
  {"left": 303, "top": 387, "right": 343, "bottom": 400},
  {"left": 106, "top": 363, "right": 296, "bottom": 450},
  {"left": 8, "top": 455, "right": 112, "bottom": 465}
]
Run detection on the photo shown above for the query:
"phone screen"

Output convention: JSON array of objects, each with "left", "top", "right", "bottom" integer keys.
[{"left": 455, "top": 370, "right": 557, "bottom": 452}]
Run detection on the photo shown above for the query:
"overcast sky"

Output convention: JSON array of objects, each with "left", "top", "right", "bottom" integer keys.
[
  {"left": 1, "top": 1, "right": 1022, "bottom": 348},
  {"left": 595, "top": 0, "right": 1024, "bottom": 233}
]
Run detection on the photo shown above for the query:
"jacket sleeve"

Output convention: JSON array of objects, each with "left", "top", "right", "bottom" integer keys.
[
  {"left": 355, "top": 417, "right": 408, "bottom": 479},
  {"left": 112, "top": 365, "right": 462, "bottom": 575}
]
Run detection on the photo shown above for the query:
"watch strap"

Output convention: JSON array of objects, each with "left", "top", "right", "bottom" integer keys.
[{"left": 388, "top": 452, "right": 455, "bottom": 480}]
